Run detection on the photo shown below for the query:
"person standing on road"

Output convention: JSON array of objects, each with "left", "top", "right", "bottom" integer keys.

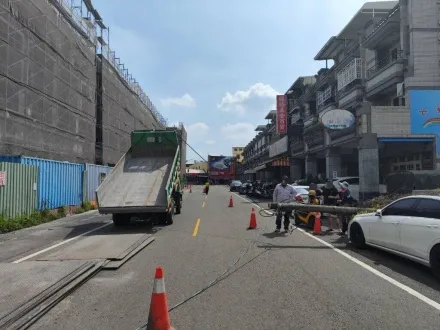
[
  {"left": 204, "top": 180, "right": 210, "bottom": 195},
  {"left": 322, "top": 180, "right": 340, "bottom": 233},
  {"left": 309, "top": 183, "right": 323, "bottom": 202},
  {"left": 273, "top": 175, "right": 296, "bottom": 233},
  {"left": 338, "top": 181, "right": 354, "bottom": 236}
]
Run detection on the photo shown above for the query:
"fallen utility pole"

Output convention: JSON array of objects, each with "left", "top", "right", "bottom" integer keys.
[{"left": 268, "top": 202, "right": 374, "bottom": 215}]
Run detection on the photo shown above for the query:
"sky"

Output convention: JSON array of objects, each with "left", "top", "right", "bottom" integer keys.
[{"left": 91, "top": 0, "right": 386, "bottom": 161}]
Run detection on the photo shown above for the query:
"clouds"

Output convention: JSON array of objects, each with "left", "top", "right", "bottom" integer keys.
[
  {"left": 217, "top": 83, "right": 280, "bottom": 115},
  {"left": 220, "top": 123, "right": 256, "bottom": 145},
  {"left": 186, "top": 122, "right": 209, "bottom": 135},
  {"left": 161, "top": 93, "right": 196, "bottom": 108}
]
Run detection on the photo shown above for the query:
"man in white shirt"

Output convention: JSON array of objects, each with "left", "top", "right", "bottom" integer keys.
[{"left": 273, "top": 175, "right": 296, "bottom": 233}]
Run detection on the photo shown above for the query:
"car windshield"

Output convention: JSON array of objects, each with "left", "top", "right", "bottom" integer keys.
[
  {"left": 294, "top": 188, "right": 309, "bottom": 195},
  {"left": 232, "top": 181, "right": 242, "bottom": 185}
]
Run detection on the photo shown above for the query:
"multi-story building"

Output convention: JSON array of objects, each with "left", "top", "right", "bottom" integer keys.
[
  {"left": 241, "top": 0, "right": 440, "bottom": 200},
  {"left": 240, "top": 110, "right": 290, "bottom": 182}
]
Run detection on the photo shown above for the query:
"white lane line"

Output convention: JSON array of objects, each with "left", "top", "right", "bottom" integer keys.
[
  {"left": 12, "top": 222, "right": 111, "bottom": 264},
  {"left": 232, "top": 191, "right": 440, "bottom": 312},
  {"left": 231, "top": 192, "right": 273, "bottom": 215}
]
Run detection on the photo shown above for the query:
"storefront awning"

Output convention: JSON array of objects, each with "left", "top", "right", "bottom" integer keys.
[
  {"left": 254, "top": 164, "right": 266, "bottom": 171},
  {"left": 271, "top": 157, "right": 290, "bottom": 167}
]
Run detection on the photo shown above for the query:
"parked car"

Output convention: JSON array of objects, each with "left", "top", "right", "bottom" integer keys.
[
  {"left": 238, "top": 183, "right": 252, "bottom": 195},
  {"left": 230, "top": 180, "right": 242, "bottom": 192},
  {"left": 348, "top": 195, "right": 440, "bottom": 279},
  {"left": 291, "top": 186, "right": 310, "bottom": 204},
  {"left": 322, "top": 176, "right": 387, "bottom": 201}
]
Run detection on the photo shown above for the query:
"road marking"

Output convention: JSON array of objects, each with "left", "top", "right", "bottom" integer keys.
[
  {"left": 12, "top": 222, "right": 111, "bottom": 264},
  {"left": 192, "top": 219, "right": 201, "bottom": 237},
  {"left": 232, "top": 191, "right": 440, "bottom": 311},
  {"left": 202, "top": 201, "right": 206, "bottom": 208},
  {"left": 232, "top": 192, "right": 272, "bottom": 215}
]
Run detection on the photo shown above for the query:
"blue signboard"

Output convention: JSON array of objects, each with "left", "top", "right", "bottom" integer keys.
[
  {"left": 208, "top": 156, "right": 233, "bottom": 175},
  {"left": 410, "top": 90, "right": 440, "bottom": 155}
]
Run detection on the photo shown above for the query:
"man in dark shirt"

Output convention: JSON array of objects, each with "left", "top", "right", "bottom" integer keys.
[{"left": 322, "top": 180, "right": 340, "bottom": 232}]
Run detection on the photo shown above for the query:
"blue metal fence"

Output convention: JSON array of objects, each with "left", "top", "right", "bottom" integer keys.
[
  {"left": 0, "top": 156, "right": 84, "bottom": 210},
  {"left": 84, "top": 164, "right": 113, "bottom": 201}
]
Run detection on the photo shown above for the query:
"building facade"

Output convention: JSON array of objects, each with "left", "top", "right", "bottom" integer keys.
[{"left": 240, "top": 0, "right": 440, "bottom": 200}]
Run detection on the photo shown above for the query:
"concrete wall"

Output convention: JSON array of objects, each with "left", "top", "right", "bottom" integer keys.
[
  {"left": 405, "top": 0, "right": 440, "bottom": 88},
  {"left": 371, "top": 106, "right": 411, "bottom": 135},
  {"left": 100, "top": 58, "right": 160, "bottom": 165},
  {"left": 0, "top": 0, "right": 96, "bottom": 163}
]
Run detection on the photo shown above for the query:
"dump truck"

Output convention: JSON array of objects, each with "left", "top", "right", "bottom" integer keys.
[{"left": 96, "top": 129, "right": 183, "bottom": 226}]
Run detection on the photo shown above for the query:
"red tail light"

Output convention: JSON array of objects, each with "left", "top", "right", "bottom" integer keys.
[{"left": 295, "top": 195, "right": 303, "bottom": 202}]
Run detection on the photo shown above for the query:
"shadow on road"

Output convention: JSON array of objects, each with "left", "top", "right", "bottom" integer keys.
[
  {"left": 62, "top": 222, "right": 111, "bottom": 240},
  {"left": 257, "top": 244, "right": 333, "bottom": 250},
  {"left": 63, "top": 220, "right": 161, "bottom": 240},
  {"left": 240, "top": 195, "right": 440, "bottom": 291},
  {"left": 316, "top": 231, "right": 440, "bottom": 292}
]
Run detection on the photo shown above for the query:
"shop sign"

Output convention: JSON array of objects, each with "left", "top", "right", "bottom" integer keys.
[
  {"left": 320, "top": 109, "right": 355, "bottom": 130},
  {"left": 276, "top": 95, "right": 288, "bottom": 134}
]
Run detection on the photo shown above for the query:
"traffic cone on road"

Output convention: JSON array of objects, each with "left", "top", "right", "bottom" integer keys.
[
  {"left": 247, "top": 208, "right": 257, "bottom": 229},
  {"left": 312, "top": 212, "right": 322, "bottom": 235},
  {"left": 146, "top": 267, "right": 174, "bottom": 330},
  {"left": 228, "top": 195, "right": 234, "bottom": 207}
]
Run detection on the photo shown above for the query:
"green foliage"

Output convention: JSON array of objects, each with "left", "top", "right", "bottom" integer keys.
[
  {"left": 74, "top": 207, "right": 85, "bottom": 214},
  {"left": 81, "top": 201, "right": 93, "bottom": 212},
  {"left": 0, "top": 201, "right": 96, "bottom": 234}
]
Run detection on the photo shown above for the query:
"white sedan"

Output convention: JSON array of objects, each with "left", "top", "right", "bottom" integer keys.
[{"left": 348, "top": 195, "right": 440, "bottom": 279}]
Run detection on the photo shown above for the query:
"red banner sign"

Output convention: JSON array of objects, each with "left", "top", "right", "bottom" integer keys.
[{"left": 276, "top": 95, "right": 288, "bottom": 134}]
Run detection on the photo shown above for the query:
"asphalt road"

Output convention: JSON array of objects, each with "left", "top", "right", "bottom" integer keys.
[
  {"left": 4, "top": 185, "right": 440, "bottom": 330},
  {"left": 0, "top": 211, "right": 111, "bottom": 263}
]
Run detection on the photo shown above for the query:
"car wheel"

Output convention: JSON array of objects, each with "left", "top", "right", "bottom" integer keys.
[
  {"left": 349, "top": 222, "right": 366, "bottom": 249},
  {"left": 430, "top": 245, "right": 440, "bottom": 281}
]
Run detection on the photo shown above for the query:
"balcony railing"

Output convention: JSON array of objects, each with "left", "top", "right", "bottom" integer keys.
[
  {"left": 337, "top": 58, "right": 364, "bottom": 91},
  {"left": 366, "top": 49, "right": 403, "bottom": 78},
  {"left": 316, "top": 85, "right": 334, "bottom": 109}
]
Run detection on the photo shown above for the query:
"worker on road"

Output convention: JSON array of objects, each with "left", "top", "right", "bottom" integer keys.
[
  {"left": 204, "top": 180, "right": 210, "bottom": 195},
  {"left": 273, "top": 175, "right": 296, "bottom": 233},
  {"left": 308, "top": 190, "right": 320, "bottom": 205}
]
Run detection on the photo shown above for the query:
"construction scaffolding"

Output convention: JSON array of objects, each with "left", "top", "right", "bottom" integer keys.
[
  {"left": 0, "top": 0, "right": 97, "bottom": 162},
  {"left": 0, "top": 0, "right": 167, "bottom": 164},
  {"left": 97, "top": 55, "right": 162, "bottom": 165}
]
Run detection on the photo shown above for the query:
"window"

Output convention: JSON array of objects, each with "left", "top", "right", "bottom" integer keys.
[
  {"left": 382, "top": 198, "right": 418, "bottom": 216},
  {"left": 99, "top": 173, "right": 106, "bottom": 185},
  {"left": 415, "top": 198, "right": 440, "bottom": 219},
  {"left": 344, "top": 178, "right": 359, "bottom": 185}
]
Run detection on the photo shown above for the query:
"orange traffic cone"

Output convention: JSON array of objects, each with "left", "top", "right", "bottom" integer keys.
[
  {"left": 228, "top": 195, "right": 234, "bottom": 207},
  {"left": 189, "top": 185, "right": 192, "bottom": 193},
  {"left": 248, "top": 208, "right": 257, "bottom": 229},
  {"left": 312, "top": 212, "right": 322, "bottom": 235},
  {"left": 147, "top": 267, "right": 174, "bottom": 330}
]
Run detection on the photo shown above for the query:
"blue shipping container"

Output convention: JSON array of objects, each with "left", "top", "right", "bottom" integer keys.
[
  {"left": 84, "top": 164, "right": 113, "bottom": 201},
  {"left": 0, "top": 156, "right": 84, "bottom": 210}
]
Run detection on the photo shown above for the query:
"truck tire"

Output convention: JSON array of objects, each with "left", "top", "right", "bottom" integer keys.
[
  {"left": 175, "top": 198, "right": 181, "bottom": 215},
  {"left": 113, "top": 214, "right": 130, "bottom": 226},
  {"left": 166, "top": 209, "right": 174, "bottom": 225}
]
